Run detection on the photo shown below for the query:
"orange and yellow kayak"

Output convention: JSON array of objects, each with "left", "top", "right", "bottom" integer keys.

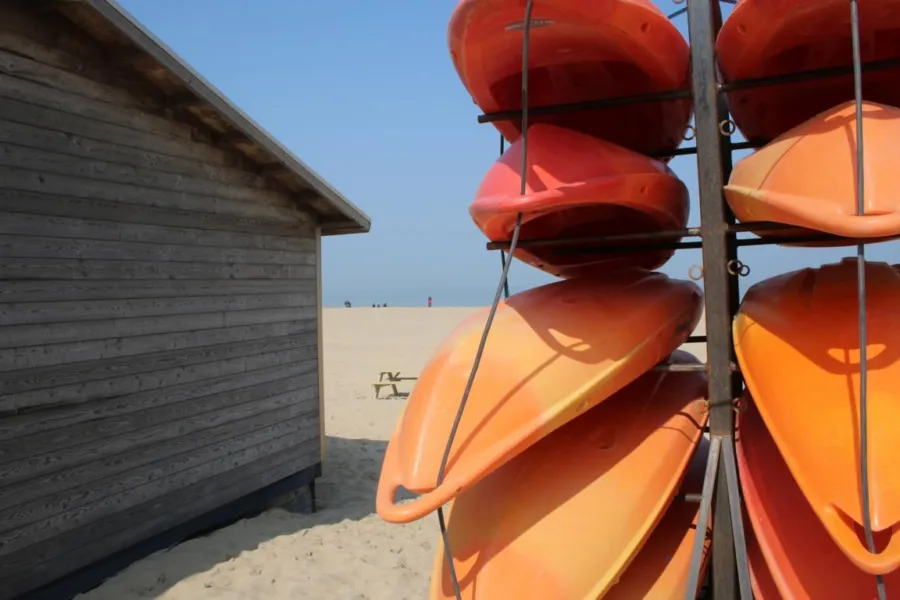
[
  {"left": 716, "top": 0, "right": 900, "bottom": 143},
  {"left": 430, "top": 353, "right": 709, "bottom": 600},
  {"left": 738, "top": 394, "right": 900, "bottom": 598},
  {"left": 377, "top": 270, "right": 703, "bottom": 524},
  {"left": 604, "top": 436, "right": 711, "bottom": 600},
  {"left": 448, "top": 0, "right": 692, "bottom": 156},
  {"left": 725, "top": 101, "right": 900, "bottom": 243},
  {"left": 734, "top": 258, "right": 900, "bottom": 575},
  {"left": 470, "top": 125, "right": 689, "bottom": 277}
]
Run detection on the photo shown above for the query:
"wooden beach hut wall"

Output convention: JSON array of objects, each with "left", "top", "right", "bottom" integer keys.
[{"left": 0, "top": 0, "right": 371, "bottom": 597}]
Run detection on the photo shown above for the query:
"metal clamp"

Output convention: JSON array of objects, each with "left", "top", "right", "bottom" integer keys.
[
  {"left": 727, "top": 259, "right": 751, "bottom": 277},
  {"left": 719, "top": 118, "right": 737, "bottom": 136},
  {"left": 688, "top": 264, "right": 705, "bottom": 281}
]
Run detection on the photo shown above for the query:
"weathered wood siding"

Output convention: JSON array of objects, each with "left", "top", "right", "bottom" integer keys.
[{"left": 0, "top": 5, "right": 322, "bottom": 598}]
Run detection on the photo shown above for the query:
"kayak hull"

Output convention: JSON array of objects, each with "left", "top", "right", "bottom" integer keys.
[
  {"left": 738, "top": 394, "right": 900, "bottom": 598},
  {"left": 429, "top": 355, "right": 709, "bottom": 600},
  {"left": 448, "top": 0, "right": 692, "bottom": 156},
  {"left": 734, "top": 259, "right": 900, "bottom": 574},
  {"left": 716, "top": 0, "right": 900, "bottom": 142},
  {"left": 470, "top": 125, "right": 689, "bottom": 277},
  {"left": 725, "top": 101, "right": 900, "bottom": 243},
  {"left": 377, "top": 271, "right": 703, "bottom": 523}
]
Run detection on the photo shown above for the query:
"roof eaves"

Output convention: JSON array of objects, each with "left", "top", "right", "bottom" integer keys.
[{"left": 81, "top": 0, "right": 372, "bottom": 235}]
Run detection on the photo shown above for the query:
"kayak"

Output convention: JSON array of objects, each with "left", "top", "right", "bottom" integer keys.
[
  {"left": 377, "top": 271, "right": 703, "bottom": 524},
  {"left": 746, "top": 526, "right": 781, "bottom": 600},
  {"left": 716, "top": 0, "right": 900, "bottom": 142},
  {"left": 738, "top": 394, "right": 900, "bottom": 598},
  {"left": 470, "top": 125, "right": 689, "bottom": 277},
  {"left": 604, "top": 437, "right": 711, "bottom": 600},
  {"left": 448, "top": 0, "right": 692, "bottom": 156},
  {"left": 725, "top": 101, "right": 900, "bottom": 243},
  {"left": 429, "top": 353, "right": 709, "bottom": 600},
  {"left": 734, "top": 258, "right": 900, "bottom": 575}
]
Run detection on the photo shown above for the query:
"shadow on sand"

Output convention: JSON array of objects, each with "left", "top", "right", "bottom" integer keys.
[{"left": 74, "top": 435, "right": 398, "bottom": 600}]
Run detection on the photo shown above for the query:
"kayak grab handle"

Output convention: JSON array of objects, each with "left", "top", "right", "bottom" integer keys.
[
  {"left": 821, "top": 506, "right": 900, "bottom": 575},
  {"left": 375, "top": 441, "right": 473, "bottom": 524}
]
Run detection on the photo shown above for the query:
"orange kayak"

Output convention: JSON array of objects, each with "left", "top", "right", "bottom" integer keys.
[
  {"left": 725, "top": 101, "right": 900, "bottom": 243},
  {"left": 737, "top": 395, "right": 900, "bottom": 598},
  {"left": 447, "top": 0, "right": 692, "bottom": 156},
  {"left": 377, "top": 270, "right": 703, "bottom": 524},
  {"left": 604, "top": 437, "right": 711, "bottom": 600},
  {"left": 716, "top": 0, "right": 900, "bottom": 142},
  {"left": 734, "top": 259, "right": 900, "bottom": 575},
  {"left": 429, "top": 353, "right": 709, "bottom": 600},
  {"left": 470, "top": 125, "right": 689, "bottom": 277},
  {"left": 745, "top": 525, "right": 781, "bottom": 600}
]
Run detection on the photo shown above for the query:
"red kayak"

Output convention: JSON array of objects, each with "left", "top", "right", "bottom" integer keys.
[
  {"left": 469, "top": 125, "right": 689, "bottom": 277},
  {"left": 448, "top": 0, "right": 692, "bottom": 156},
  {"left": 738, "top": 396, "right": 900, "bottom": 599},
  {"left": 716, "top": 0, "right": 900, "bottom": 142}
]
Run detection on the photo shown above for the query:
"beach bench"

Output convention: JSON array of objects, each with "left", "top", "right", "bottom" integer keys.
[{"left": 372, "top": 371, "right": 417, "bottom": 398}]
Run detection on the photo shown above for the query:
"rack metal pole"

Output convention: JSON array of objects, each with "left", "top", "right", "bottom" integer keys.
[{"left": 684, "top": 0, "right": 751, "bottom": 597}]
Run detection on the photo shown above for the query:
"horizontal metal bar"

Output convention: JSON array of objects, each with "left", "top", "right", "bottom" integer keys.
[
  {"left": 732, "top": 232, "right": 899, "bottom": 247},
  {"left": 651, "top": 362, "right": 708, "bottom": 372},
  {"left": 719, "top": 56, "right": 900, "bottom": 94},
  {"left": 687, "top": 335, "right": 707, "bottom": 344},
  {"left": 477, "top": 58, "right": 900, "bottom": 127},
  {"left": 652, "top": 361, "right": 740, "bottom": 373},
  {"left": 485, "top": 222, "right": 811, "bottom": 252},
  {"left": 486, "top": 227, "right": 700, "bottom": 251},
  {"left": 677, "top": 493, "right": 704, "bottom": 503},
  {"left": 477, "top": 88, "right": 691, "bottom": 125}
]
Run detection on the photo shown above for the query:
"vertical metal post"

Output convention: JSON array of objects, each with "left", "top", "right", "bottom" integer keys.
[
  {"left": 499, "top": 135, "right": 511, "bottom": 300},
  {"left": 685, "top": 0, "right": 739, "bottom": 597}
]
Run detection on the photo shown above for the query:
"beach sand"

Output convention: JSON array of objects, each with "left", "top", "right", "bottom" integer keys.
[{"left": 77, "top": 306, "right": 707, "bottom": 600}]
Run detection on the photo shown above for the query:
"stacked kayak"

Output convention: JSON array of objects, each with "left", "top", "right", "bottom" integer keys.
[
  {"left": 716, "top": 0, "right": 900, "bottom": 144},
  {"left": 734, "top": 260, "right": 900, "bottom": 598},
  {"left": 718, "top": 2, "right": 900, "bottom": 595},
  {"left": 377, "top": 1, "right": 712, "bottom": 598}
]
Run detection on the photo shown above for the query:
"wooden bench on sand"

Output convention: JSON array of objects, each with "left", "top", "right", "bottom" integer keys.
[{"left": 372, "top": 371, "right": 418, "bottom": 398}]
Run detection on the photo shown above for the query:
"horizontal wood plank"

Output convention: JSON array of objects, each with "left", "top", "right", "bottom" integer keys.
[
  {"left": 0, "top": 292, "right": 313, "bottom": 326},
  {"left": 0, "top": 119, "right": 270, "bottom": 193},
  {"left": 0, "top": 384, "right": 318, "bottom": 491},
  {"left": 2, "top": 306, "right": 314, "bottom": 349},
  {"left": 0, "top": 189, "right": 308, "bottom": 241},
  {"left": 0, "top": 407, "right": 319, "bottom": 548},
  {"left": 0, "top": 94, "right": 229, "bottom": 165},
  {"left": 1, "top": 443, "right": 318, "bottom": 596},
  {"left": 0, "top": 234, "right": 315, "bottom": 267},
  {"left": 0, "top": 165, "right": 304, "bottom": 223},
  {"left": 0, "top": 318, "right": 315, "bottom": 372},
  {"left": 0, "top": 49, "right": 152, "bottom": 109},
  {"left": 0, "top": 142, "right": 299, "bottom": 208},
  {"left": 0, "top": 67, "right": 191, "bottom": 140},
  {"left": 0, "top": 331, "right": 313, "bottom": 395},
  {"left": 0, "top": 371, "right": 318, "bottom": 467},
  {"left": 0, "top": 347, "right": 316, "bottom": 437},
  {"left": 0, "top": 257, "right": 315, "bottom": 282},
  {"left": 0, "top": 277, "right": 313, "bottom": 303},
  {"left": 0, "top": 210, "right": 314, "bottom": 253}
]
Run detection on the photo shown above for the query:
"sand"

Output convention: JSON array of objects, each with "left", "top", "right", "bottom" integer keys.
[{"left": 78, "top": 306, "right": 707, "bottom": 600}]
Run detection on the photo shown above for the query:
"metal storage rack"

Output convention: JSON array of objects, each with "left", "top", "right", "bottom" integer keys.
[{"left": 449, "top": 0, "right": 897, "bottom": 597}]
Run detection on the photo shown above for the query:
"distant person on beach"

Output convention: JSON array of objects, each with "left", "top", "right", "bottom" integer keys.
[
  {"left": 428, "top": 296, "right": 432, "bottom": 308},
  {"left": 344, "top": 300, "right": 351, "bottom": 308}
]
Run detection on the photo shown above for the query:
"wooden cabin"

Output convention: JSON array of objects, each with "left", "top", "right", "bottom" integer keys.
[{"left": 0, "top": 1, "right": 370, "bottom": 597}]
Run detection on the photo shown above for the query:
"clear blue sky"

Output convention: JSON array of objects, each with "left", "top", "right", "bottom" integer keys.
[{"left": 120, "top": 0, "right": 898, "bottom": 307}]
